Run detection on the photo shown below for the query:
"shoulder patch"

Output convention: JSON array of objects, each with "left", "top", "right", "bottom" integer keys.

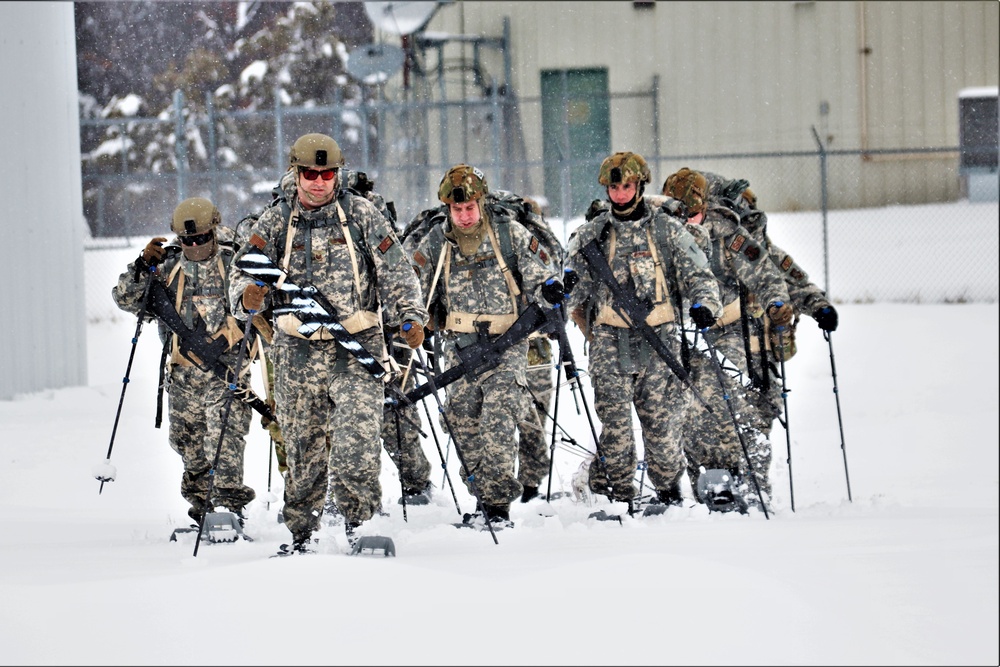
[
  {"left": 790, "top": 268, "right": 805, "bottom": 281},
  {"left": 539, "top": 249, "right": 549, "bottom": 264},
  {"left": 743, "top": 243, "right": 761, "bottom": 262},
  {"left": 413, "top": 250, "right": 427, "bottom": 268},
  {"left": 377, "top": 235, "right": 395, "bottom": 254},
  {"left": 249, "top": 233, "right": 267, "bottom": 250},
  {"left": 780, "top": 256, "right": 794, "bottom": 272},
  {"left": 728, "top": 234, "right": 747, "bottom": 253},
  {"left": 529, "top": 237, "right": 539, "bottom": 254}
]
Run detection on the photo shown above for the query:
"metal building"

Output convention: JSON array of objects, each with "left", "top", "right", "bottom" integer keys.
[{"left": 0, "top": 2, "right": 88, "bottom": 399}]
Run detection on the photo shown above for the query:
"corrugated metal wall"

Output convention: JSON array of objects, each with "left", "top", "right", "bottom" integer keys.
[
  {"left": 0, "top": 2, "right": 88, "bottom": 400},
  {"left": 393, "top": 0, "right": 998, "bottom": 209}
]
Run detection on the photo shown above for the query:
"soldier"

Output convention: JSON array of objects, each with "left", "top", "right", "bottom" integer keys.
[
  {"left": 405, "top": 164, "right": 562, "bottom": 526},
  {"left": 238, "top": 168, "right": 435, "bottom": 513},
  {"left": 564, "top": 152, "right": 722, "bottom": 515},
  {"left": 662, "top": 168, "right": 793, "bottom": 511},
  {"left": 112, "top": 197, "right": 257, "bottom": 525},
  {"left": 228, "top": 133, "right": 427, "bottom": 553},
  {"left": 705, "top": 177, "right": 839, "bottom": 496}
]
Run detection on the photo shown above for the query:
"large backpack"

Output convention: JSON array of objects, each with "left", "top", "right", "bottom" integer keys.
[{"left": 400, "top": 189, "right": 564, "bottom": 272}]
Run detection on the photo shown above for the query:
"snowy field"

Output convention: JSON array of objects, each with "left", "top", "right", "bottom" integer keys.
[{"left": 0, "top": 200, "right": 997, "bottom": 666}]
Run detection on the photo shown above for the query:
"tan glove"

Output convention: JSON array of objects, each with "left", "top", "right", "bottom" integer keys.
[
  {"left": 571, "top": 307, "right": 592, "bottom": 341},
  {"left": 767, "top": 302, "right": 794, "bottom": 327},
  {"left": 141, "top": 237, "right": 168, "bottom": 266},
  {"left": 400, "top": 321, "right": 425, "bottom": 349},
  {"left": 242, "top": 283, "right": 269, "bottom": 312}
]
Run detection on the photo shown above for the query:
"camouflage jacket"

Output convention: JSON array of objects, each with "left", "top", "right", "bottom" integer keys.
[
  {"left": 565, "top": 201, "right": 722, "bottom": 327},
  {"left": 405, "top": 205, "right": 557, "bottom": 332},
  {"left": 227, "top": 175, "right": 427, "bottom": 339},
  {"left": 689, "top": 204, "right": 790, "bottom": 314},
  {"left": 744, "top": 211, "right": 831, "bottom": 317},
  {"left": 113, "top": 225, "right": 245, "bottom": 355}
]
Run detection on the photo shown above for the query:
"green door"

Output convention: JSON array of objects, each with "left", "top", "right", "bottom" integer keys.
[{"left": 541, "top": 69, "right": 610, "bottom": 220}]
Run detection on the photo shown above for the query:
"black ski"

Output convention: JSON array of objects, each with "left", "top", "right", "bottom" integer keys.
[
  {"left": 235, "top": 245, "right": 387, "bottom": 380},
  {"left": 145, "top": 280, "right": 275, "bottom": 423}
]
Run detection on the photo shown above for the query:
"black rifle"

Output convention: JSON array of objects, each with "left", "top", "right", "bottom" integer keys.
[
  {"left": 145, "top": 279, "right": 275, "bottom": 423},
  {"left": 402, "top": 302, "right": 550, "bottom": 405},
  {"left": 577, "top": 236, "right": 713, "bottom": 412},
  {"left": 235, "top": 245, "right": 388, "bottom": 381}
]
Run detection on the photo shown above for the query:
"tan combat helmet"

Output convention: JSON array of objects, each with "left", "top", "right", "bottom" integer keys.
[
  {"left": 289, "top": 133, "right": 346, "bottom": 170},
  {"left": 598, "top": 152, "right": 651, "bottom": 186},
  {"left": 438, "top": 164, "right": 489, "bottom": 204},
  {"left": 171, "top": 197, "right": 220, "bottom": 236},
  {"left": 662, "top": 167, "right": 709, "bottom": 217}
]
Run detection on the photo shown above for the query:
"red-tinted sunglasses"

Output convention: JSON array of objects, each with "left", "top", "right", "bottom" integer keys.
[
  {"left": 180, "top": 230, "right": 214, "bottom": 246},
  {"left": 299, "top": 168, "right": 337, "bottom": 181}
]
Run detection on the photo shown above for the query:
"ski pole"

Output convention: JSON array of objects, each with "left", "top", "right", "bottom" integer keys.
[
  {"left": 774, "top": 317, "right": 795, "bottom": 512},
  {"left": 96, "top": 265, "right": 157, "bottom": 494},
  {"left": 824, "top": 330, "right": 853, "bottom": 501},
  {"left": 193, "top": 290, "right": 261, "bottom": 557},
  {"left": 544, "top": 363, "right": 562, "bottom": 502},
  {"left": 266, "top": 436, "right": 274, "bottom": 511},
  {"left": 697, "top": 323, "right": 770, "bottom": 519},
  {"left": 414, "top": 390, "right": 462, "bottom": 516},
  {"left": 392, "top": 405, "right": 408, "bottom": 522},
  {"left": 414, "top": 347, "right": 500, "bottom": 544}
]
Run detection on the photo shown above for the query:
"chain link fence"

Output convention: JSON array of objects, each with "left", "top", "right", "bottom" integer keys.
[{"left": 81, "top": 88, "right": 998, "bottom": 322}]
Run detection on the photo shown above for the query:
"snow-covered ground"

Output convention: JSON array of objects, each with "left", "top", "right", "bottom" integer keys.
[{"left": 0, "top": 201, "right": 997, "bottom": 665}]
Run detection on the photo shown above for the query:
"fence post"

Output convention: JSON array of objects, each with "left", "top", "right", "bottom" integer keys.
[
  {"left": 206, "top": 91, "right": 218, "bottom": 203},
  {"left": 490, "top": 83, "right": 502, "bottom": 182},
  {"left": 173, "top": 89, "right": 187, "bottom": 202},
  {"left": 811, "top": 126, "right": 831, "bottom": 296},
  {"left": 651, "top": 74, "right": 661, "bottom": 174},
  {"left": 273, "top": 87, "right": 284, "bottom": 175}
]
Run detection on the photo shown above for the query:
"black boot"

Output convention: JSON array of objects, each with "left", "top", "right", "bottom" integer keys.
[{"left": 519, "top": 485, "right": 539, "bottom": 503}]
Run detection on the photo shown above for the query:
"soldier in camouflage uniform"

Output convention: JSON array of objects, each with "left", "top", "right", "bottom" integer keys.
[
  {"left": 662, "top": 168, "right": 794, "bottom": 510},
  {"left": 405, "top": 164, "right": 562, "bottom": 525},
  {"left": 702, "top": 176, "right": 840, "bottom": 497},
  {"left": 564, "top": 152, "right": 722, "bottom": 515},
  {"left": 228, "top": 134, "right": 427, "bottom": 552},
  {"left": 238, "top": 167, "right": 435, "bottom": 511},
  {"left": 113, "top": 198, "right": 257, "bottom": 523}
]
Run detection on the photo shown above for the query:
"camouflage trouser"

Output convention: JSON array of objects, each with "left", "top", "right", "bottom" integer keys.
[
  {"left": 381, "top": 370, "right": 431, "bottom": 496},
  {"left": 167, "top": 363, "right": 255, "bottom": 515},
  {"left": 442, "top": 338, "right": 532, "bottom": 508},
  {"left": 684, "top": 324, "right": 771, "bottom": 497},
  {"left": 517, "top": 338, "right": 555, "bottom": 488},
  {"left": 587, "top": 324, "right": 690, "bottom": 502},
  {"left": 271, "top": 333, "right": 384, "bottom": 538}
]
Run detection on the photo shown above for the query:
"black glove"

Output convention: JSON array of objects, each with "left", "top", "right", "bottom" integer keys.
[
  {"left": 814, "top": 305, "right": 838, "bottom": 332},
  {"left": 563, "top": 269, "right": 580, "bottom": 295},
  {"left": 689, "top": 303, "right": 716, "bottom": 330},
  {"left": 541, "top": 278, "right": 565, "bottom": 306}
]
